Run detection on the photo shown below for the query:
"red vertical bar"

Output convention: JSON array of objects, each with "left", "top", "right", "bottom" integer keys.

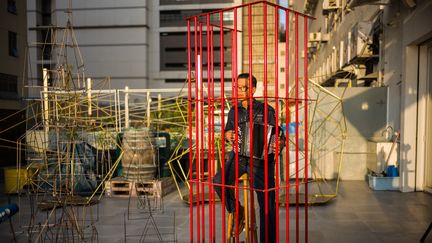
[
  {"left": 219, "top": 11, "right": 226, "bottom": 242},
  {"left": 196, "top": 22, "right": 202, "bottom": 243},
  {"left": 211, "top": 24, "right": 216, "bottom": 243},
  {"left": 263, "top": 3, "right": 269, "bottom": 242},
  {"left": 210, "top": 24, "right": 216, "bottom": 242},
  {"left": 192, "top": 16, "right": 198, "bottom": 243},
  {"left": 206, "top": 14, "right": 212, "bottom": 243},
  {"left": 294, "top": 13, "right": 299, "bottom": 243},
  {"left": 211, "top": 27, "right": 218, "bottom": 242},
  {"left": 187, "top": 19, "right": 192, "bottom": 243},
  {"left": 303, "top": 15, "right": 309, "bottom": 243},
  {"left": 247, "top": 4, "right": 255, "bottom": 243},
  {"left": 274, "top": 6, "right": 280, "bottom": 243},
  {"left": 285, "top": 10, "right": 290, "bottom": 243},
  {"left": 199, "top": 22, "right": 205, "bottom": 243},
  {"left": 233, "top": 7, "right": 240, "bottom": 243}
]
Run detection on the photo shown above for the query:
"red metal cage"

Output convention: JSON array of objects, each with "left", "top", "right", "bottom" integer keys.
[{"left": 187, "top": 1, "right": 312, "bottom": 242}]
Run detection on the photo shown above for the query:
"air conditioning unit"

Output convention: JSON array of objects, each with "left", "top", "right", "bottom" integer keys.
[
  {"left": 309, "top": 32, "right": 321, "bottom": 42},
  {"left": 307, "top": 42, "right": 317, "bottom": 56},
  {"left": 309, "top": 32, "right": 330, "bottom": 42},
  {"left": 323, "top": 0, "right": 341, "bottom": 15},
  {"left": 349, "top": 22, "right": 373, "bottom": 63},
  {"left": 289, "top": 0, "right": 295, "bottom": 7}
]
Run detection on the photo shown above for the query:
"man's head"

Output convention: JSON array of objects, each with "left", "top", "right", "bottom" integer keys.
[{"left": 236, "top": 73, "right": 257, "bottom": 101}]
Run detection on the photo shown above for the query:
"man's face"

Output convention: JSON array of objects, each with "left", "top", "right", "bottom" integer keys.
[{"left": 237, "top": 77, "right": 256, "bottom": 101}]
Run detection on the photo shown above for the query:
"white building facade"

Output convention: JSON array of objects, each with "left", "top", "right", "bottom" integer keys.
[
  {"left": 304, "top": 0, "right": 432, "bottom": 192},
  {"left": 26, "top": 0, "right": 239, "bottom": 94}
]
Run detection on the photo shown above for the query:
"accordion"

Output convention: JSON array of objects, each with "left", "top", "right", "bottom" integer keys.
[{"left": 237, "top": 121, "right": 276, "bottom": 160}]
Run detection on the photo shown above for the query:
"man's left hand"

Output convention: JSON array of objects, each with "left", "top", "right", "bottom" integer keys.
[{"left": 270, "top": 139, "right": 285, "bottom": 153}]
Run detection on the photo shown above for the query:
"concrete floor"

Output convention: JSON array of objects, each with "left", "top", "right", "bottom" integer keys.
[{"left": 1, "top": 181, "right": 432, "bottom": 242}]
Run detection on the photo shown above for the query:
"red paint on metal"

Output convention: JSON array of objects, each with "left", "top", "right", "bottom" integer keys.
[
  {"left": 285, "top": 9, "right": 290, "bottom": 243},
  {"left": 263, "top": 3, "right": 269, "bottom": 242},
  {"left": 186, "top": 2, "right": 311, "bottom": 242},
  {"left": 274, "top": 7, "right": 280, "bottom": 243},
  {"left": 247, "top": 4, "right": 255, "bottom": 243},
  {"left": 304, "top": 16, "right": 309, "bottom": 243},
  {"left": 219, "top": 10, "right": 227, "bottom": 242},
  {"left": 206, "top": 15, "right": 212, "bottom": 242},
  {"left": 187, "top": 19, "right": 193, "bottom": 243},
  {"left": 294, "top": 13, "right": 300, "bottom": 243}
]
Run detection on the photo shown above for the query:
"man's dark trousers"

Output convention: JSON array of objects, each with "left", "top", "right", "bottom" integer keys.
[{"left": 213, "top": 152, "right": 276, "bottom": 243}]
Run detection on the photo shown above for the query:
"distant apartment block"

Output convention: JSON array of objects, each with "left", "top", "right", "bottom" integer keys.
[
  {"left": 0, "top": 0, "right": 26, "bottom": 108},
  {"left": 0, "top": 0, "right": 27, "bottom": 166}
]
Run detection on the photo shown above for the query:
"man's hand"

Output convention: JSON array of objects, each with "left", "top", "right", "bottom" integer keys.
[
  {"left": 225, "top": 130, "right": 235, "bottom": 143},
  {"left": 270, "top": 137, "right": 285, "bottom": 153}
]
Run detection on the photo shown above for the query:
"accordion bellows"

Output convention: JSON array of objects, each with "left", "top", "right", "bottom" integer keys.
[{"left": 237, "top": 122, "right": 276, "bottom": 160}]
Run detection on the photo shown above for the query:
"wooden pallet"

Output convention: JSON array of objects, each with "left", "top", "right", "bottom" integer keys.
[
  {"left": 107, "top": 179, "right": 134, "bottom": 197},
  {"left": 134, "top": 181, "right": 155, "bottom": 197},
  {"left": 105, "top": 177, "right": 175, "bottom": 198}
]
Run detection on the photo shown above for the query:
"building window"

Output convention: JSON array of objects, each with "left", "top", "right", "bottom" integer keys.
[
  {"left": 160, "top": 31, "right": 232, "bottom": 71},
  {"left": 160, "top": 0, "right": 234, "bottom": 5},
  {"left": 8, "top": 31, "right": 18, "bottom": 57},
  {"left": 160, "top": 9, "right": 233, "bottom": 27},
  {"left": 280, "top": 67, "right": 285, "bottom": 73},
  {"left": 7, "top": 0, "right": 17, "bottom": 14},
  {"left": 0, "top": 73, "right": 18, "bottom": 97}
]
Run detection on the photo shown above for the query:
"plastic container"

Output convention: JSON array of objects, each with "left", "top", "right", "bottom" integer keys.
[
  {"left": 386, "top": 165, "right": 399, "bottom": 177},
  {"left": 4, "top": 167, "right": 28, "bottom": 193},
  {"left": 368, "top": 174, "right": 400, "bottom": 191}
]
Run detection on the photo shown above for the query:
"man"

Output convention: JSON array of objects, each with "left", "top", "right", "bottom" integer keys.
[{"left": 213, "top": 73, "right": 281, "bottom": 243}]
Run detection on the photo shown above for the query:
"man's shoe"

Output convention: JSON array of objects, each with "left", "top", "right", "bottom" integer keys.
[
  {"left": 230, "top": 206, "right": 246, "bottom": 236},
  {"left": 237, "top": 206, "right": 245, "bottom": 233}
]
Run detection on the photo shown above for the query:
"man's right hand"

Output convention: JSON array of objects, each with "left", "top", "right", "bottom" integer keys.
[{"left": 225, "top": 130, "right": 235, "bottom": 143}]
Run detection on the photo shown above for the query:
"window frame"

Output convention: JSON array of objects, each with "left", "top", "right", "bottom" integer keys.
[
  {"left": 8, "top": 31, "right": 18, "bottom": 57},
  {"left": 7, "top": 0, "right": 17, "bottom": 15}
]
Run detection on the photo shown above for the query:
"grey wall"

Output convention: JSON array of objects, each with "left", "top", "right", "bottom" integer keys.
[
  {"left": 382, "top": 0, "right": 405, "bottom": 132},
  {"left": 331, "top": 87, "right": 387, "bottom": 180},
  {"left": 54, "top": 0, "right": 149, "bottom": 89},
  {"left": 298, "top": 86, "right": 387, "bottom": 180},
  {"left": 384, "top": 0, "right": 432, "bottom": 132},
  {"left": 382, "top": 0, "right": 432, "bottom": 191}
]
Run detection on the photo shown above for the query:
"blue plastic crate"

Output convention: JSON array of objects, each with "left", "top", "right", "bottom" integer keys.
[{"left": 368, "top": 174, "right": 400, "bottom": 191}]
